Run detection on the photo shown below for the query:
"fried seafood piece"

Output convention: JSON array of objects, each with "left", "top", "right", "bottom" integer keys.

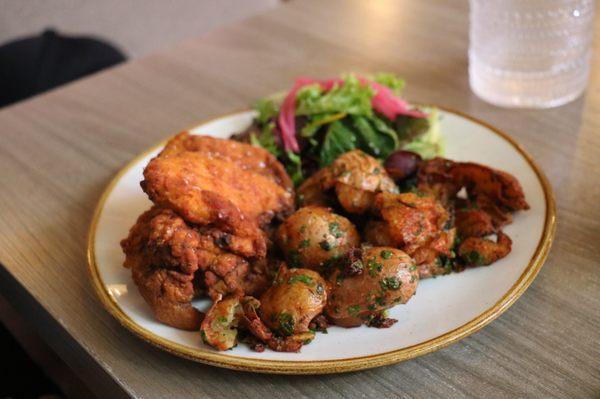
[
  {"left": 276, "top": 206, "right": 361, "bottom": 272},
  {"left": 454, "top": 207, "right": 496, "bottom": 238},
  {"left": 159, "top": 132, "right": 293, "bottom": 191},
  {"left": 417, "top": 157, "right": 529, "bottom": 212},
  {"left": 325, "top": 247, "right": 418, "bottom": 328},
  {"left": 121, "top": 207, "right": 205, "bottom": 330},
  {"left": 371, "top": 192, "right": 456, "bottom": 279},
  {"left": 121, "top": 207, "right": 272, "bottom": 329},
  {"left": 374, "top": 192, "right": 449, "bottom": 248},
  {"left": 451, "top": 162, "right": 529, "bottom": 212},
  {"left": 298, "top": 150, "right": 398, "bottom": 214},
  {"left": 260, "top": 267, "right": 328, "bottom": 336},
  {"left": 458, "top": 231, "right": 512, "bottom": 266}
]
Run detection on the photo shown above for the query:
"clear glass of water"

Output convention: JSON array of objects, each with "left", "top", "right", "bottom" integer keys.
[{"left": 469, "top": 0, "right": 596, "bottom": 108}]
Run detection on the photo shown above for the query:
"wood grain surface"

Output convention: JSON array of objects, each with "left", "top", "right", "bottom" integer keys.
[{"left": 0, "top": 0, "right": 599, "bottom": 397}]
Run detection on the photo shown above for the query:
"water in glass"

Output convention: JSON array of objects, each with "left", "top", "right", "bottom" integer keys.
[{"left": 469, "top": 0, "right": 596, "bottom": 108}]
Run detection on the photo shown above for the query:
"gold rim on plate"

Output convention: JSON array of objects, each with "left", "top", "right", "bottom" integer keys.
[{"left": 87, "top": 105, "right": 556, "bottom": 374}]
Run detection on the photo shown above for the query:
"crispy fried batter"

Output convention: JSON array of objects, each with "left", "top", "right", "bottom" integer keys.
[
  {"left": 458, "top": 232, "right": 512, "bottom": 266},
  {"left": 373, "top": 192, "right": 455, "bottom": 278},
  {"left": 121, "top": 206, "right": 273, "bottom": 329},
  {"left": 142, "top": 133, "right": 294, "bottom": 258},
  {"left": 121, "top": 207, "right": 206, "bottom": 330},
  {"left": 418, "top": 157, "right": 529, "bottom": 212},
  {"left": 160, "top": 133, "right": 293, "bottom": 191}
]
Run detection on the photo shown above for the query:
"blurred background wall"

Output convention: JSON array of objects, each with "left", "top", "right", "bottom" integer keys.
[{"left": 0, "top": 0, "right": 281, "bottom": 57}]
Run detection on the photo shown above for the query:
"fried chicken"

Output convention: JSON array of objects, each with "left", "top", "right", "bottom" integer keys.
[
  {"left": 142, "top": 134, "right": 295, "bottom": 258},
  {"left": 121, "top": 207, "right": 273, "bottom": 330}
]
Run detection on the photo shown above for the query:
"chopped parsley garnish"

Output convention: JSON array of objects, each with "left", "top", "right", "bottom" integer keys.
[
  {"left": 299, "top": 239, "right": 311, "bottom": 248},
  {"left": 288, "top": 274, "right": 314, "bottom": 286},
  {"left": 217, "top": 316, "right": 228, "bottom": 324},
  {"left": 328, "top": 221, "right": 344, "bottom": 238},
  {"left": 380, "top": 276, "right": 401, "bottom": 290},
  {"left": 375, "top": 296, "right": 386, "bottom": 306},
  {"left": 347, "top": 305, "right": 360, "bottom": 315},
  {"left": 367, "top": 260, "right": 383, "bottom": 277},
  {"left": 467, "top": 250, "right": 487, "bottom": 266},
  {"left": 278, "top": 313, "right": 295, "bottom": 336},
  {"left": 409, "top": 265, "right": 417, "bottom": 272},
  {"left": 380, "top": 250, "right": 393, "bottom": 259}
]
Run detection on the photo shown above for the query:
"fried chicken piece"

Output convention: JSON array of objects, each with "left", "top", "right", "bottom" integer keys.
[
  {"left": 160, "top": 133, "right": 293, "bottom": 192},
  {"left": 121, "top": 207, "right": 206, "bottom": 330},
  {"left": 142, "top": 134, "right": 295, "bottom": 258},
  {"left": 121, "top": 207, "right": 272, "bottom": 329}
]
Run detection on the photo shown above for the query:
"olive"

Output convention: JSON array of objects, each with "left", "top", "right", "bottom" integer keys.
[{"left": 384, "top": 150, "right": 422, "bottom": 181}]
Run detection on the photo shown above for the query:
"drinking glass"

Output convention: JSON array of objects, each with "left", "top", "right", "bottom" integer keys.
[{"left": 469, "top": 0, "right": 596, "bottom": 108}]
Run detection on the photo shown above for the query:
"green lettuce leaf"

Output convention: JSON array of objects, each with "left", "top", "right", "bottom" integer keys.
[
  {"left": 402, "top": 108, "right": 444, "bottom": 159},
  {"left": 373, "top": 73, "right": 405, "bottom": 95},
  {"left": 255, "top": 98, "right": 279, "bottom": 124},
  {"left": 250, "top": 121, "right": 281, "bottom": 157},
  {"left": 319, "top": 120, "right": 357, "bottom": 167},
  {"left": 351, "top": 115, "right": 398, "bottom": 158},
  {"left": 285, "top": 151, "right": 304, "bottom": 186}
]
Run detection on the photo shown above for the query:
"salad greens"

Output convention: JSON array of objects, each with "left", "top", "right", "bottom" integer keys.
[{"left": 246, "top": 73, "right": 443, "bottom": 185}]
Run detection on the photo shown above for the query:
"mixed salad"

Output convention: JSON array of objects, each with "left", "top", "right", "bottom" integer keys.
[{"left": 238, "top": 73, "right": 443, "bottom": 185}]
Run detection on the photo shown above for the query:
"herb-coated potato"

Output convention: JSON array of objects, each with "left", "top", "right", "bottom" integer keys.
[
  {"left": 276, "top": 206, "right": 360, "bottom": 272},
  {"left": 325, "top": 247, "right": 418, "bottom": 327},
  {"left": 259, "top": 268, "right": 327, "bottom": 336}
]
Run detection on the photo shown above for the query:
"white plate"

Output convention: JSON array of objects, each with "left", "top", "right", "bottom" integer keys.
[{"left": 88, "top": 107, "right": 555, "bottom": 374}]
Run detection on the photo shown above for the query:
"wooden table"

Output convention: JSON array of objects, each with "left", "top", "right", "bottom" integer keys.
[{"left": 0, "top": 0, "right": 598, "bottom": 397}]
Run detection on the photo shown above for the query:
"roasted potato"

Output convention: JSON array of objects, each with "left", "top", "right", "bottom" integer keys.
[
  {"left": 200, "top": 295, "right": 244, "bottom": 351},
  {"left": 276, "top": 206, "right": 360, "bottom": 272},
  {"left": 259, "top": 268, "right": 327, "bottom": 335},
  {"left": 325, "top": 247, "right": 418, "bottom": 327}
]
